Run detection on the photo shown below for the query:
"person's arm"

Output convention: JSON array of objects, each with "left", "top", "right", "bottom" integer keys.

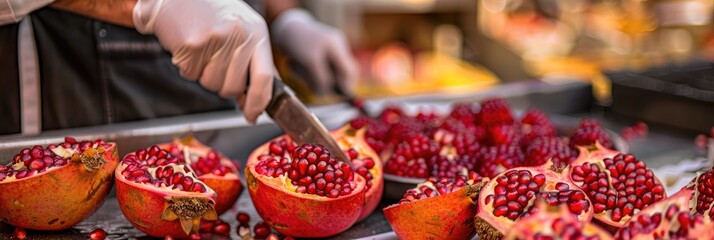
[
  {"left": 51, "top": 0, "right": 136, "bottom": 27},
  {"left": 51, "top": 0, "right": 276, "bottom": 123}
]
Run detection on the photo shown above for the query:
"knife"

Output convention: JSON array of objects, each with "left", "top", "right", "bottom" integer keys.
[{"left": 264, "top": 75, "right": 351, "bottom": 164}]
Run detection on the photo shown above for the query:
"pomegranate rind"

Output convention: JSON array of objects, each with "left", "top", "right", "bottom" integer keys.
[
  {"left": 161, "top": 138, "right": 244, "bottom": 215},
  {"left": 246, "top": 139, "right": 367, "bottom": 238},
  {"left": 383, "top": 182, "right": 485, "bottom": 240},
  {"left": 474, "top": 161, "right": 594, "bottom": 240},
  {"left": 615, "top": 189, "right": 714, "bottom": 240},
  {"left": 115, "top": 153, "right": 217, "bottom": 238},
  {"left": 335, "top": 125, "right": 384, "bottom": 221},
  {"left": 567, "top": 142, "right": 666, "bottom": 231},
  {"left": 0, "top": 142, "right": 119, "bottom": 230},
  {"left": 199, "top": 172, "right": 242, "bottom": 215},
  {"left": 503, "top": 202, "right": 613, "bottom": 240}
]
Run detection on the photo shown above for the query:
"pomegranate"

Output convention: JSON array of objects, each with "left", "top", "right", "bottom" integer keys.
[
  {"left": 486, "top": 124, "right": 522, "bottom": 146},
  {"left": 0, "top": 137, "right": 118, "bottom": 230},
  {"left": 615, "top": 189, "right": 714, "bottom": 240},
  {"left": 115, "top": 145, "right": 218, "bottom": 238},
  {"left": 334, "top": 125, "right": 384, "bottom": 221},
  {"left": 246, "top": 139, "right": 367, "bottom": 238},
  {"left": 383, "top": 175, "right": 487, "bottom": 240},
  {"left": 679, "top": 166, "right": 714, "bottom": 220},
  {"left": 474, "top": 160, "right": 594, "bottom": 240},
  {"left": 503, "top": 202, "right": 613, "bottom": 240},
  {"left": 160, "top": 136, "right": 243, "bottom": 215},
  {"left": 566, "top": 143, "right": 666, "bottom": 231}
]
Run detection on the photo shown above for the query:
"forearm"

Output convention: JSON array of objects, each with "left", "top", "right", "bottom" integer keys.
[
  {"left": 51, "top": 0, "right": 136, "bottom": 27},
  {"left": 264, "top": 0, "right": 298, "bottom": 25}
]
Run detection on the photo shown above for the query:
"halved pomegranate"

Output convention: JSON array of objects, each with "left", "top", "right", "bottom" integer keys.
[
  {"left": 679, "top": 166, "right": 714, "bottom": 220},
  {"left": 246, "top": 140, "right": 366, "bottom": 238},
  {"left": 566, "top": 143, "right": 666, "bottom": 231},
  {"left": 333, "top": 125, "right": 384, "bottom": 221},
  {"left": 474, "top": 160, "right": 593, "bottom": 240},
  {"left": 503, "top": 201, "right": 613, "bottom": 240},
  {"left": 383, "top": 175, "right": 487, "bottom": 240},
  {"left": 160, "top": 136, "right": 243, "bottom": 215},
  {"left": 615, "top": 188, "right": 714, "bottom": 240},
  {"left": 115, "top": 145, "right": 218, "bottom": 238},
  {"left": 0, "top": 137, "right": 118, "bottom": 230}
]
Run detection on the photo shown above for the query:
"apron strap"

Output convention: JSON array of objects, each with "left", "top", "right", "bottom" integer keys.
[{"left": 18, "top": 15, "right": 41, "bottom": 135}]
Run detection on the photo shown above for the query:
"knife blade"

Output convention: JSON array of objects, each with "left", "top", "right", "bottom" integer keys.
[{"left": 264, "top": 76, "right": 350, "bottom": 164}]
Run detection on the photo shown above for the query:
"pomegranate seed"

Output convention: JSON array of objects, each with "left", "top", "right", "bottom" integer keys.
[
  {"left": 254, "top": 222, "right": 271, "bottom": 238},
  {"left": 12, "top": 228, "right": 26, "bottom": 239},
  {"left": 188, "top": 233, "right": 201, "bottom": 240},
  {"left": 213, "top": 222, "right": 230, "bottom": 236},
  {"left": 236, "top": 212, "right": 250, "bottom": 225},
  {"left": 88, "top": 228, "right": 107, "bottom": 240}
]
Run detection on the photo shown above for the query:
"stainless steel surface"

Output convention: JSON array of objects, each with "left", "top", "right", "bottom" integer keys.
[{"left": 265, "top": 77, "right": 351, "bottom": 164}]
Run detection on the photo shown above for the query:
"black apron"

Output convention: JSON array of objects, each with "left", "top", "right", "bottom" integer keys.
[{"left": 0, "top": 8, "right": 235, "bottom": 135}]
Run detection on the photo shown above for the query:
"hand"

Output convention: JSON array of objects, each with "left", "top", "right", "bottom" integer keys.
[
  {"left": 133, "top": 0, "right": 274, "bottom": 123},
  {"left": 271, "top": 9, "right": 359, "bottom": 96}
]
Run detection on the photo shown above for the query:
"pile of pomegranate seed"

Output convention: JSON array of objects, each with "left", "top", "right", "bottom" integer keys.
[
  {"left": 120, "top": 145, "right": 208, "bottom": 193},
  {"left": 569, "top": 119, "right": 614, "bottom": 149},
  {"left": 524, "top": 137, "right": 577, "bottom": 168},
  {"left": 349, "top": 98, "right": 617, "bottom": 181},
  {"left": 476, "top": 98, "right": 515, "bottom": 126},
  {"left": 256, "top": 143, "right": 356, "bottom": 198}
]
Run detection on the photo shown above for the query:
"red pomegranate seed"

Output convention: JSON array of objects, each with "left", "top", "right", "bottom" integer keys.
[
  {"left": 254, "top": 222, "right": 271, "bottom": 238},
  {"left": 88, "top": 228, "right": 107, "bottom": 240},
  {"left": 188, "top": 233, "right": 201, "bottom": 240},
  {"left": 236, "top": 212, "right": 250, "bottom": 225},
  {"left": 12, "top": 228, "right": 26, "bottom": 239},
  {"left": 213, "top": 222, "right": 230, "bottom": 236}
]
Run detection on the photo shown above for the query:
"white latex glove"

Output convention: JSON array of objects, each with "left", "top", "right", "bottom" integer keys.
[
  {"left": 0, "top": 0, "right": 55, "bottom": 25},
  {"left": 133, "top": 0, "right": 274, "bottom": 123},
  {"left": 271, "top": 9, "right": 358, "bottom": 96}
]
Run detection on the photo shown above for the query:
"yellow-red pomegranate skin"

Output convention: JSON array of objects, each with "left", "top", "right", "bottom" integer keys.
[
  {"left": 0, "top": 143, "right": 119, "bottom": 230},
  {"left": 383, "top": 183, "right": 483, "bottom": 240}
]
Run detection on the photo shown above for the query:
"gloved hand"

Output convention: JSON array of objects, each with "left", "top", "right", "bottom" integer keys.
[
  {"left": 133, "top": 0, "right": 274, "bottom": 123},
  {"left": 271, "top": 9, "right": 358, "bottom": 96},
  {"left": 0, "top": 0, "right": 55, "bottom": 24}
]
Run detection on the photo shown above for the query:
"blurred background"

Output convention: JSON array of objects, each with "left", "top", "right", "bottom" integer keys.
[{"left": 272, "top": 0, "right": 714, "bottom": 133}]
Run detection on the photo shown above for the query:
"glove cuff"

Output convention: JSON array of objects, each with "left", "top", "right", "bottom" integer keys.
[{"left": 132, "top": 0, "right": 164, "bottom": 34}]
